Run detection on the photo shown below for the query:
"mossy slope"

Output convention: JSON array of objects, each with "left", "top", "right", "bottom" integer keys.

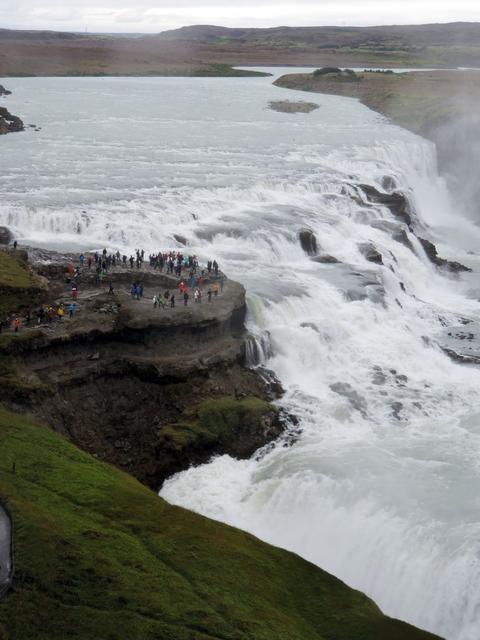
[
  {"left": 0, "top": 408, "right": 441, "bottom": 640},
  {"left": 0, "top": 251, "right": 47, "bottom": 317},
  {"left": 160, "top": 397, "right": 277, "bottom": 449}
]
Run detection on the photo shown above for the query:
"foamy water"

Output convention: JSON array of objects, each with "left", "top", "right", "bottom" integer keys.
[{"left": 2, "top": 71, "right": 480, "bottom": 638}]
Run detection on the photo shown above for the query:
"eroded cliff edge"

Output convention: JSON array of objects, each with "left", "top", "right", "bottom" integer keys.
[{"left": 0, "top": 247, "right": 286, "bottom": 490}]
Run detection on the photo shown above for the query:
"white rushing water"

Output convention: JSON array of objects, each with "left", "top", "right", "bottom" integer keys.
[{"left": 2, "top": 71, "right": 480, "bottom": 639}]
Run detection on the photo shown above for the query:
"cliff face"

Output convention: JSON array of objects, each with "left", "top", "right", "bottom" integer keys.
[{"left": 0, "top": 249, "right": 285, "bottom": 489}]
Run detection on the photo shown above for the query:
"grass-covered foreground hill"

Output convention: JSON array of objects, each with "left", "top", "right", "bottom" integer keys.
[{"left": 0, "top": 408, "right": 442, "bottom": 640}]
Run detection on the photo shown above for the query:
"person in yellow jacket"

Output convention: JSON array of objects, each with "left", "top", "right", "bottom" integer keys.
[{"left": 57, "top": 305, "right": 64, "bottom": 321}]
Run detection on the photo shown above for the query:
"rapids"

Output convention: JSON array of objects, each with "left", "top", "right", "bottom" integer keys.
[{"left": 2, "top": 70, "right": 480, "bottom": 639}]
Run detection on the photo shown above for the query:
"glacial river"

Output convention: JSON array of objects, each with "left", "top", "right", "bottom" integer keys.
[{"left": 2, "top": 69, "right": 480, "bottom": 639}]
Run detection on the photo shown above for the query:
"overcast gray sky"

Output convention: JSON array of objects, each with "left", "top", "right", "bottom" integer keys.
[{"left": 1, "top": 0, "right": 480, "bottom": 33}]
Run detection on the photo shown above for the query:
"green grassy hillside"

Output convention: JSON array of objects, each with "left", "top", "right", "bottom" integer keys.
[{"left": 0, "top": 408, "right": 442, "bottom": 640}]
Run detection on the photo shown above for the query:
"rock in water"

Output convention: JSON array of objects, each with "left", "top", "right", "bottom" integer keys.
[
  {"left": 299, "top": 228, "right": 318, "bottom": 255},
  {"left": 359, "top": 184, "right": 413, "bottom": 227},
  {"left": 418, "top": 237, "right": 471, "bottom": 272},
  {"left": 0, "top": 227, "right": 13, "bottom": 245},
  {"left": 312, "top": 254, "right": 340, "bottom": 264},
  {"left": 0, "top": 85, "right": 12, "bottom": 97},
  {"left": 358, "top": 242, "right": 383, "bottom": 265},
  {"left": 0, "top": 107, "right": 24, "bottom": 135},
  {"left": 173, "top": 234, "right": 188, "bottom": 246}
]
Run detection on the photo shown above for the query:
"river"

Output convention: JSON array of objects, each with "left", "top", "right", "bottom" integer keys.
[{"left": 1, "top": 70, "right": 480, "bottom": 639}]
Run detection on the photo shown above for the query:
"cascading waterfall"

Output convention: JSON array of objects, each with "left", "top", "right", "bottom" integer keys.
[{"left": 2, "top": 73, "right": 480, "bottom": 639}]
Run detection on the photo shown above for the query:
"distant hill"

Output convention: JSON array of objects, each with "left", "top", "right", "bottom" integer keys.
[
  {"left": 156, "top": 22, "right": 480, "bottom": 47},
  {"left": 2, "top": 22, "right": 480, "bottom": 76}
]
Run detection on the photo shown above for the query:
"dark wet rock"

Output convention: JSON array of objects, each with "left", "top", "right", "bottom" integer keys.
[
  {"left": 298, "top": 228, "right": 318, "bottom": 255},
  {"left": 311, "top": 254, "right": 340, "bottom": 264},
  {"left": 358, "top": 242, "right": 383, "bottom": 265},
  {"left": 330, "top": 382, "right": 368, "bottom": 417},
  {"left": 370, "top": 220, "right": 415, "bottom": 252},
  {"left": 0, "top": 227, "right": 13, "bottom": 245},
  {"left": 371, "top": 366, "right": 387, "bottom": 385},
  {"left": 359, "top": 184, "right": 413, "bottom": 227},
  {"left": 173, "top": 234, "right": 188, "bottom": 246},
  {"left": 381, "top": 175, "right": 397, "bottom": 192},
  {"left": 418, "top": 237, "right": 471, "bottom": 272},
  {"left": 0, "top": 106, "right": 24, "bottom": 135},
  {"left": 391, "top": 402, "right": 404, "bottom": 420},
  {"left": 300, "top": 322, "right": 319, "bottom": 332},
  {"left": 0, "top": 85, "right": 12, "bottom": 97}
]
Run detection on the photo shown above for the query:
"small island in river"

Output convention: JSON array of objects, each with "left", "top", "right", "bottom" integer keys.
[{"left": 269, "top": 99, "right": 319, "bottom": 114}]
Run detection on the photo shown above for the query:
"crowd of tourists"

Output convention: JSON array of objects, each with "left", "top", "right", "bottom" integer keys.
[{"left": 2, "top": 246, "right": 225, "bottom": 334}]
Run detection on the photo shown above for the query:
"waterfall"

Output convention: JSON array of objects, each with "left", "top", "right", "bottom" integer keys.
[{"left": 3, "top": 74, "right": 480, "bottom": 639}]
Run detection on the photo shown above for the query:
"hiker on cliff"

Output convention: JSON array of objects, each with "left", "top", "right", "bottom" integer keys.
[
  {"left": 129, "top": 256, "right": 134, "bottom": 269},
  {"left": 68, "top": 302, "right": 76, "bottom": 318},
  {"left": 170, "top": 295, "right": 175, "bottom": 308},
  {"left": 194, "top": 288, "right": 200, "bottom": 304},
  {"left": 153, "top": 295, "right": 157, "bottom": 308},
  {"left": 213, "top": 260, "right": 219, "bottom": 276},
  {"left": 220, "top": 275, "right": 225, "bottom": 292},
  {"left": 108, "top": 282, "right": 114, "bottom": 295},
  {"left": 13, "top": 317, "right": 20, "bottom": 333},
  {"left": 37, "top": 307, "right": 45, "bottom": 325},
  {"left": 213, "top": 283, "right": 220, "bottom": 297},
  {"left": 207, "top": 288, "right": 212, "bottom": 303},
  {"left": 13, "top": 240, "right": 17, "bottom": 250},
  {"left": 71, "top": 286, "right": 78, "bottom": 301},
  {"left": 183, "top": 290, "right": 189, "bottom": 306},
  {"left": 79, "top": 253, "right": 85, "bottom": 268},
  {"left": 57, "top": 305, "right": 64, "bottom": 321}
]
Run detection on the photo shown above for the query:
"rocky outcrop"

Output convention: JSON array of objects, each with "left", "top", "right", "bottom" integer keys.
[
  {"left": 418, "top": 237, "right": 471, "bottom": 272},
  {"left": 173, "top": 233, "right": 187, "bottom": 246},
  {"left": 0, "top": 85, "right": 12, "bottom": 97},
  {"left": 299, "top": 228, "right": 318, "bottom": 255},
  {"left": 0, "top": 106, "right": 24, "bottom": 135},
  {"left": 359, "top": 185, "right": 413, "bottom": 228},
  {"left": 0, "top": 256, "right": 288, "bottom": 489},
  {"left": 312, "top": 254, "right": 340, "bottom": 264},
  {"left": 0, "top": 227, "right": 13, "bottom": 245},
  {"left": 358, "top": 242, "right": 383, "bottom": 264}
]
